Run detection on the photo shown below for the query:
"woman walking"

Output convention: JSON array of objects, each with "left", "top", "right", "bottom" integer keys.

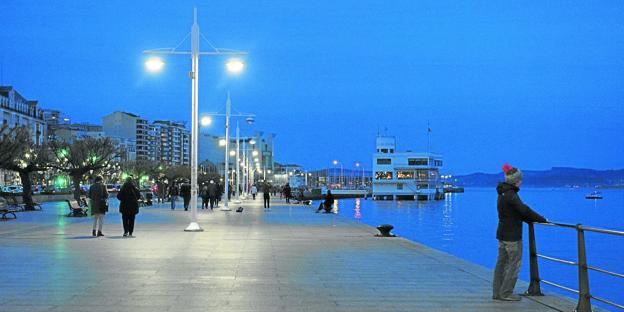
[
  {"left": 89, "top": 176, "right": 109, "bottom": 237},
  {"left": 117, "top": 177, "right": 141, "bottom": 237}
]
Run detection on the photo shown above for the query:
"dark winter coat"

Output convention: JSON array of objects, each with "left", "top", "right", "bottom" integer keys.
[
  {"left": 169, "top": 184, "right": 179, "bottom": 196},
  {"left": 207, "top": 183, "right": 219, "bottom": 198},
  {"left": 496, "top": 182, "right": 547, "bottom": 242},
  {"left": 283, "top": 185, "right": 292, "bottom": 198},
  {"left": 180, "top": 183, "right": 191, "bottom": 199},
  {"left": 88, "top": 182, "right": 109, "bottom": 215},
  {"left": 117, "top": 181, "right": 141, "bottom": 215}
]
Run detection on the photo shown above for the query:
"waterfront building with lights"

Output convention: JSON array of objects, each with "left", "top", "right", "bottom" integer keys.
[{"left": 372, "top": 135, "right": 443, "bottom": 200}]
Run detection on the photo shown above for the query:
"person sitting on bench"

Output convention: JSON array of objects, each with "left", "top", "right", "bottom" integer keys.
[{"left": 316, "top": 190, "right": 335, "bottom": 213}]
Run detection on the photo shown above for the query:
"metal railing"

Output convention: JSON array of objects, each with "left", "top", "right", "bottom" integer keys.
[{"left": 526, "top": 221, "right": 624, "bottom": 311}]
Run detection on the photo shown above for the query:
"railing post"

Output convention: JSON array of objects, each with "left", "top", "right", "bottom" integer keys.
[
  {"left": 526, "top": 222, "right": 544, "bottom": 296},
  {"left": 576, "top": 224, "right": 592, "bottom": 312}
]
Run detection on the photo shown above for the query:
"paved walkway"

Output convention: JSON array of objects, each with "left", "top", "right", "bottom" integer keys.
[{"left": 0, "top": 197, "right": 592, "bottom": 311}]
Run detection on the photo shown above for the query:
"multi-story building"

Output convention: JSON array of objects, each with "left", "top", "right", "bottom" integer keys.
[
  {"left": 54, "top": 123, "right": 104, "bottom": 143},
  {"left": 152, "top": 120, "right": 190, "bottom": 166},
  {"left": 0, "top": 86, "right": 46, "bottom": 144},
  {"left": 372, "top": 135, "right": 443, "bottom": 200},
  {"left": 102, "top": 112, "right": 190, "bottom": 165},
  {"left": 0, "top": 86, "right": 47, "bottom": 185}
]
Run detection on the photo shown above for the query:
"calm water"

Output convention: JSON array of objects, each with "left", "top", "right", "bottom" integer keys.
[{"left": 334, "top": 188, "right": 624, "bottom": 309}]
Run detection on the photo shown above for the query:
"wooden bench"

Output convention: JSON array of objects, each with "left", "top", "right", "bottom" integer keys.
[
  {"left": 3, "top": 195, "right": 42, "bottom": 211},
  {"left": 66, "top": 199, "right": 88, "bottom": 217}
]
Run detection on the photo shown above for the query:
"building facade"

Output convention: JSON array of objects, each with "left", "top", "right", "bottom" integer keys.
[
  {"left": 372, "top": 135, "right": 443, "bottom": 200},
  {"left": 102, "top": 112, "right": 190, "bottom": 165},
  {"left": 0, "top": 86, "right": 46, "bottom": 185}
]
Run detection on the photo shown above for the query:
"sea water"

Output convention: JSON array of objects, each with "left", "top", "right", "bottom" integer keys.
[{"left": 335, "top": 188, "right": 624, "bottom": 309}]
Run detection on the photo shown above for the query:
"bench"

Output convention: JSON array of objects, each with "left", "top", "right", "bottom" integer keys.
[
  {"left": 0, "top": 197, "right": 17, "bottom": 220},
  {"left": 3, "top": 195, "right": 41, "bottom": 211},
  {"left": 66, "top": 199, "right": 88, "bottom": 217}
]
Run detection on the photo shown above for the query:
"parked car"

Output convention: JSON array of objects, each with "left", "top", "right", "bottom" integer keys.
[
  {"left": 106, "top": 184, "right": 120, "bottom": 192},
  {"left": 1, "top": 185, "right": 23, "bottom": 193}
]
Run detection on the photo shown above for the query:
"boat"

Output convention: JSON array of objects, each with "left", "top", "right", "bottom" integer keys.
[{"left": 585, "top": 191, "right": 603, "bottom": 199}]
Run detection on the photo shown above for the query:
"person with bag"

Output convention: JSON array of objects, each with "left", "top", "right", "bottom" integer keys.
[
  {"left": 88, "top": 176, "right": 109, "bottom": 237},
  {"left": 117, "top": 176, "right": 141, "bottom": 237}
]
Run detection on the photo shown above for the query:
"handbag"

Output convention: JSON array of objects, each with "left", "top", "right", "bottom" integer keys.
[{"left": 101, "top": 199, "right": 109, "bottom": 212}]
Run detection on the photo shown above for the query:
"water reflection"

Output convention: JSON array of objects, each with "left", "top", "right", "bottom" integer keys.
[
  {"left": 441, "top": 193, "right": 454, "bottom": 241},
  {"left": 354, "top": 198, "right": 361, "bottom": 220}
]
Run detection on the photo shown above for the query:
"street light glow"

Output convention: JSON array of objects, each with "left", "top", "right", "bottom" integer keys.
[
  {"left": 200, "top": 116, "right": 212, "bottom": 127},
  {"left": 333, "top": 160, "right": 338, "bottom": 165},
  {"left": 229, "top": 150, "right": 236, "bottom": 156},
  {"left": 218, "top": 139, "right": 226, "bottom": 146},
  {"left": 226, "top": 59, "right": 244, "bottom": 74},
  {"left": 252, "top": 150, "right": 259, "bottom": 156},
  {"left": 145, "top": 57, "right": 165, "bottom": 72}
]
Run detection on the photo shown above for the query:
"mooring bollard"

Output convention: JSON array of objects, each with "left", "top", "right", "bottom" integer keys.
[{"left": 376, "top": 224, "right": 396, "bottom": 237}]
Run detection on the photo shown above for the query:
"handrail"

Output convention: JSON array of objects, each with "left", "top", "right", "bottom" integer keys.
[{"left": 526, "top": 221, "right": 624, "bottom": 311}]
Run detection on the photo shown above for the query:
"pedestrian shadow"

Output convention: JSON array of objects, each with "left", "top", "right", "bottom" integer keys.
[{"left": 65, "top": 236, "right": 98, "bottom": 240}]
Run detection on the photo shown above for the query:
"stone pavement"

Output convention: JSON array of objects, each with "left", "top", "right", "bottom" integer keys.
[{"left": 0, "top": 197, "right": 591, "bottom": 312}]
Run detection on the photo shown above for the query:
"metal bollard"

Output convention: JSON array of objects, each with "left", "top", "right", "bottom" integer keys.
[{"left": 376, "top": 224, "right": 396, "bottom": 237}]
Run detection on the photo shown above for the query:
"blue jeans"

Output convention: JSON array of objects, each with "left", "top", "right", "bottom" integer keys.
[
  {"left": 170, "top": 196, "right": 177, "bottom": 209},
  {"left": 492, "top": 240, "right": 523, "bottom": 298}
]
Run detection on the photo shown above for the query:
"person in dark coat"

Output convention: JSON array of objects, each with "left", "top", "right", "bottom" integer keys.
[
  {"left": 283, "top": 183, "right": 292, "bottom": 203},
  {"left": 492, "top": 164, "right": 547, "bottom": 302},
  {"left": 200, "top": 183, "right": 209, "bottom": 209},
  {"left": 180, "top": 182, "right": 191, "bottom": 211},
  {"left": 316, "top": 190, "right": 334, "bottom": 213},
  {"left": 169, "top": 183, "right": 179, "bottom": 210},
  {"left": 207, "top": 180, "right": 219, "bottom": 210},
  {"left": 262, "top": 182, "right": 271, "bottom": 209},
  {"left": 88, "top": 176, "right": 109, "bottom": 237},
  {"left": 117, "top": 177, "right": 141, "bottom": 237}
]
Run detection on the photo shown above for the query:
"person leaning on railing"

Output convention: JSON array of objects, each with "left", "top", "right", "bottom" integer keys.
[{"left": 492, "top": 163, "right": 548, "bottom": 302}]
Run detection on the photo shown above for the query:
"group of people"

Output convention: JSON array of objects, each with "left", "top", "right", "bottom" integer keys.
[{"left": 88, "top": 176, "right": 142, "bottom": 238}]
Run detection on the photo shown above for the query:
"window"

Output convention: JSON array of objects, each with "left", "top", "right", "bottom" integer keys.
[
  {"left": 397, "top": 183, "right": 403, "bottom": 190},
  {"left": 416, "top": 169, "right": 428, "bottom": 180},
  {"left": 417, "top": 183, "right": 429, "bottom": 189},
  {"left": 380, "top": 148, "right": 388, "bottom": 153},
  {"left": 376, "top": 158, "right": 391, "bottom": 165},
  {"left": 396, "top": 171, "right": 414, "bottom": 179},
  {"left": 375, "top": 171, "right": 393, "bottom": 180},
  {"left": 408, "top": 158, "right": 428, "bottom": 166}
]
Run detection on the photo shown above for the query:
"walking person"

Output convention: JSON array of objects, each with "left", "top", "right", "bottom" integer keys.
[
  {"left": 492, "top": 164, "right": 547, "bottom": 301},
  {"left": 207, "top": 180, "right": 218, "bottom": 210},
  {"left": 88, "top": 176, "right": 109, "bottom": 237},
  {"left": 180, "top": 181, "right": 191, "bottom": 211},
  {"left": 283, "top": 183, "right": 292, "bottom": 203},
  {"left": 169, "top": 183, "right": 179, "bottom": 210},
  {"left": 251, "top": 184, "right": 258, "bottom": 200},
  {"left": 262, "top": 182, "right": 271, "bottom": 209},
  {"left": 200, "top": 183, "right": 209, "bottom": 209},
  {"left": 117, "top": 177, "right": 141, "bottom": 237}
]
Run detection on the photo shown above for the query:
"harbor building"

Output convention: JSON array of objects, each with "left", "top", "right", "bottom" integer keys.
[{"left": 372, "top": 135, "right": 443, "bottom": 200}]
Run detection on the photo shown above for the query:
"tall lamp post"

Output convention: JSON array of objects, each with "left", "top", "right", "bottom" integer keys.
[
  {"left": 143, "top": 8, "right": 246, "bottom": 231},
  {"left": 332, "top": 160, "right": 343, "bottom": 188}
]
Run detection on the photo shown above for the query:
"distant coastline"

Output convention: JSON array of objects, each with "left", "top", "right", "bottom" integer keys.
[{"left": 453, "top": 167, "right": 624, "bottom": 188}]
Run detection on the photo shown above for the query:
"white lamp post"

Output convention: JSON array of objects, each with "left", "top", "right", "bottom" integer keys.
[{"left": 143, "top": 8, "right": 246, "bottom": 230}]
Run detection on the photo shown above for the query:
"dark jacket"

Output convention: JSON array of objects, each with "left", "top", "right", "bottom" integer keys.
[
  {"left": 496, "top": 182, "right": 546, "bottom": 241},
  {"left": 169, "top": 184, "right": 179, "bottom": 196},
  {"left": 117, "top": 181, "right": 141, "bottom": 215},
  {"left": 283, "top": 185, "right": 292, "bottom": 197},
  {"left": 324, "top": 192, "right": 334, "bottom": 208},
  {"left": 180, "top": 183, "right": 191, "bottom": 198},
  {"left": 88, "top": 182, "right": 109, "bottom": 215},
  {"left": 207, "top": 183, "right": 218, "bottom": 198}
]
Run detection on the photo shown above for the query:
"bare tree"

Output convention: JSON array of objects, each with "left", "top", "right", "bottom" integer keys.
[
  {"left": 0, "top": 125, "right": 51, "bottom": 210},
  {"left": 49, "top": 137, "right": 117, "bottom": 199}
]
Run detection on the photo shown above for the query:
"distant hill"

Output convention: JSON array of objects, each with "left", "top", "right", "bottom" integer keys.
[{"left": 453, "top": 167, "right": 624, "bottom": 188}]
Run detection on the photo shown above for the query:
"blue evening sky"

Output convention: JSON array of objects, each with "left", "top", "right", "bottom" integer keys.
[{"left": 1, "top": 1, "right": 623, "bottom": 174}]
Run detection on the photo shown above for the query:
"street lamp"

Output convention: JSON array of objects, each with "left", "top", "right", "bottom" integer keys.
[
  {"left": 143, "top": 8, "right": 246, "bottom": 231},
  {"left": 332, "top": 160, "right": 343, "bottom": 188}
]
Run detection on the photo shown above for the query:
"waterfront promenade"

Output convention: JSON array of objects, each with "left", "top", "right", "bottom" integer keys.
[{"left": 0, "top": 199, "right": 595, "bottom": 312}]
